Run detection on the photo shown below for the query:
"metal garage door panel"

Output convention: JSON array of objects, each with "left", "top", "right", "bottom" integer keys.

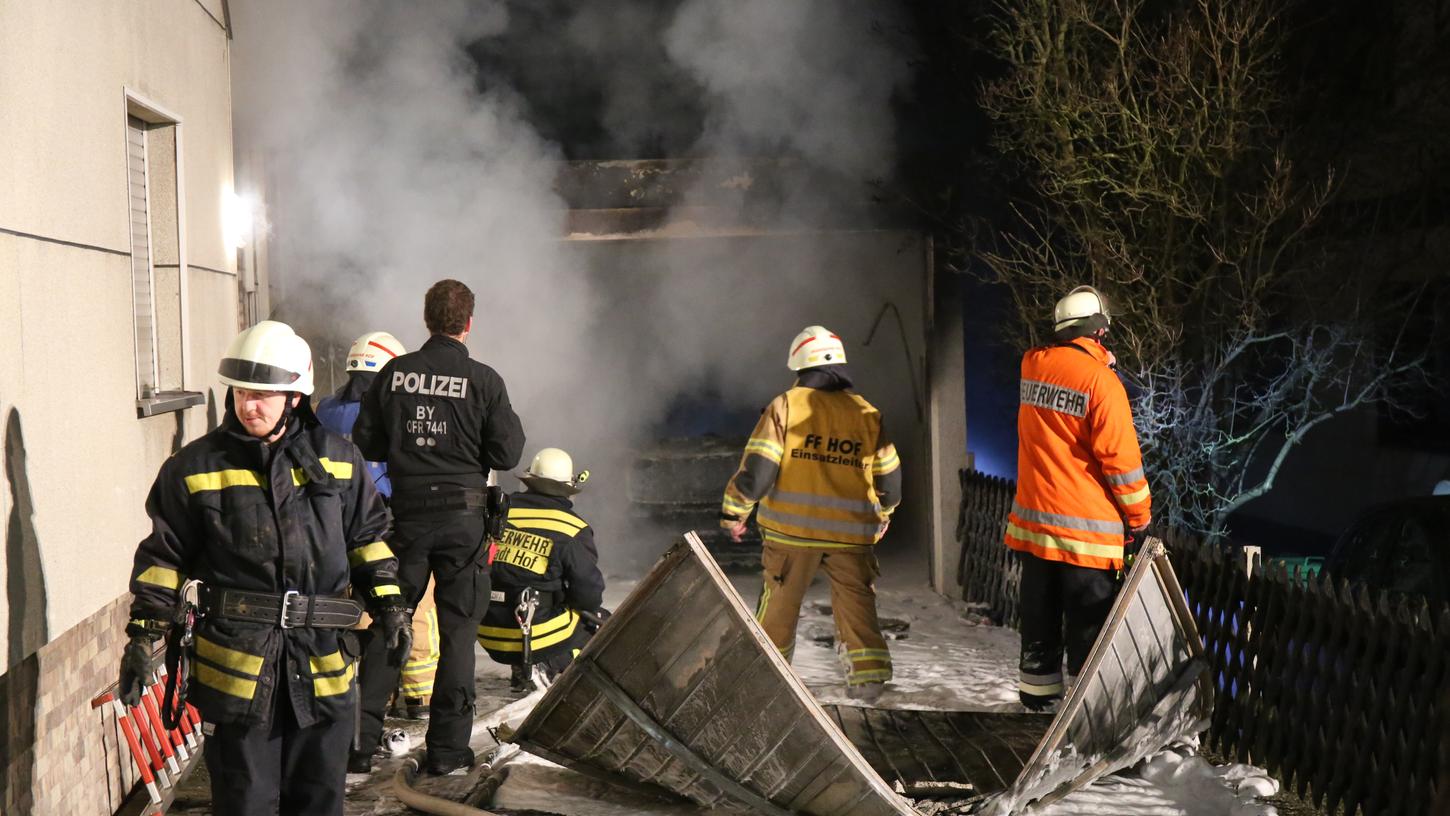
[{"left": 510, "top": 533, "right": 918, "bottom": 816}]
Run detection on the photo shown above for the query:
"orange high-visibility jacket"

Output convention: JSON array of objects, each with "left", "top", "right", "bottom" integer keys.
[{"left": 1004, "top": 337, "right": 1151, "bottom": 570}]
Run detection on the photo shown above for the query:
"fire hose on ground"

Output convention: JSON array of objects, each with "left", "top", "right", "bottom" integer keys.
[{"left": 392, "top": 745, "right": 518, "bottom": 816}]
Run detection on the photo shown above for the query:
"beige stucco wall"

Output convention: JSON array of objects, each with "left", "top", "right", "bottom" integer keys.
[{"left": 0, "top": 0, "right": 238, "bottom": 660}]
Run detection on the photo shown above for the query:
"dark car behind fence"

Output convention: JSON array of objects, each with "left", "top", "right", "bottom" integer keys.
[{"left": 954, "top": 469, "right": 1449, "bottom": 816}]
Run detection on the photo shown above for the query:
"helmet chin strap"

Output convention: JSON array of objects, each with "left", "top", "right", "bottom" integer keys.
[{"left": 265, "top": 394, "right": 296, "bottom": 441}]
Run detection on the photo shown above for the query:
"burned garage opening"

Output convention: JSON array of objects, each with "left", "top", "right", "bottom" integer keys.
[{"left": 552, "top": 158, "right": 966, "bottom": 582}]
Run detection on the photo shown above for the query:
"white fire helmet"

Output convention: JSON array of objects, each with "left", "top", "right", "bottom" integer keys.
[
  {"left": 1053, "top": 285, "right": 1112, "bottom": 332},
  {"left": 520, "top": 447, "right": 589, "bottom": 495},
  {"left": 217, "top": 320, "right": 315, "bottom": 395},
  {"left": 787, "top": 325, "right": 848, "bottom": 372},
  {"left": 346, "top": 331, "right": 405, "bottom": 373}
]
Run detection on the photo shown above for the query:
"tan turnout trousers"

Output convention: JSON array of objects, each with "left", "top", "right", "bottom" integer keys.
[
  {"left": 358, "top": 577, "right": 440, "bottom": 704},
  {"left": 755, "top": 542, "right": 891, "bottom": 686}
]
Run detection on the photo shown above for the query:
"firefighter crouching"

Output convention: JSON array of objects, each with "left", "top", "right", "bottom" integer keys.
[
  {"left": 721, "top": 325, "right": 902, "bottom": 703},
  {"left": 479, "top": 448, "right": 606, "bottom": 692},
  {"left": 117, "top": 321, "right": 410, "bottom": 816},
  {"left": 351, "top": 279, "right": 526, "bottom": 776},
  {"left": 1006, "top": 286, "right": 1151, "bottom": 711},
  {"left": 317, "top": 331, "right": 441, "bottom": 720}
]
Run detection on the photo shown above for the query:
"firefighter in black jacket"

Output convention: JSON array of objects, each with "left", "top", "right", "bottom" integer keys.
[
  {"left": 352, "top": 279, "right": 526, "bottom": 775},
  {"left": 479, "top": 447, "right": 605, "bottom": 690},
  {"left": 117, "top": 321, "right": 410, "bottom": 816}
]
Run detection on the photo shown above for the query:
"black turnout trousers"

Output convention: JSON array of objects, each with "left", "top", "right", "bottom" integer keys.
[
  {"left": 356, "top": 510, "right": 490, "bottom": 768},
  {"left": 1016, "top": 551, "right": 1120, "bottom": 706},
  {"left": 203, "top": 657, "right": 353, "bottom": 816}
]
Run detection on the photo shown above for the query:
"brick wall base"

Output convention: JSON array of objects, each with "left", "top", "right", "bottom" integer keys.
[{"left": 2, "top": 595, "right": 138, "bottom": 816}]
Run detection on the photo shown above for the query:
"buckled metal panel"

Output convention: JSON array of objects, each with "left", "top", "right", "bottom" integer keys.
[
  {"left": 975, "top": 537, "right": 1214, "bottom": 814},
  {"left": 509, "top": 532, "right": 918, "bottom": 816}
]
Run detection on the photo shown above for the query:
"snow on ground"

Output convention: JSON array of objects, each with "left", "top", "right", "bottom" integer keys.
[
  {"left": 1033, "top": 745, "right": 1280, "bottom": 816},
  {"left": 773, "top": 564, "right": 1022, "bottom": 712}
]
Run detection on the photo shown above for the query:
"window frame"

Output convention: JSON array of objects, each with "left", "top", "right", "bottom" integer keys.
[{"left": 123, "top": 90, "right": 203, "bottom": 417}]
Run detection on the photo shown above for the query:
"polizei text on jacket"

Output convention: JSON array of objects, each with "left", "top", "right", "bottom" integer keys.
[{"left": 391, "top": 371, "right": 469, "bottom": 398}]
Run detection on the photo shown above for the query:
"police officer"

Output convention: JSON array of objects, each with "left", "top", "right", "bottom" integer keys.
[
  {"left": 478, "top": 448, "right": 605, "bottom": 691},
  {"left": 118, "top": 321, "right": 410, "bottom": 816},
  {"left": 317, "top": 331, "right": 441, "bottom": 721},
  {"left": 721, "top": 326, "right": 902, "bottom": 703},
  {"left": 352, "top": 279, "right": 525, "bottom": 775}
]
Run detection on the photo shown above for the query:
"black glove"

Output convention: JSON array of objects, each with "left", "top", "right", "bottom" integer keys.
[
  {"left": 485, "top": 486, "right": 509, "bottom": 540},
  {"left": 377, "top": 607, "right": 413, "bottom": 667},
  {"left": 581, "top": 608, "right": 611, "bottom": 634},
  {"left": 118, "top": 636, "right": 157, "bottom": 708}
]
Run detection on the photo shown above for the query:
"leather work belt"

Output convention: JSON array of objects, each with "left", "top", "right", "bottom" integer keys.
[
  {"left": 200, "top": 586, "right": 364, "bottom": 629},
  {"left": 390, "top": 486, "right": 488, "bottom": 517}
]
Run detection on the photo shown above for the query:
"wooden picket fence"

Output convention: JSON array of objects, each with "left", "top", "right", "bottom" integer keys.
[
  {"left": 954, "top": 469, "right": 1449, "bottom": 816},
  {"left": 954, "top": 470, "right": 1022, "bottom": 628}
]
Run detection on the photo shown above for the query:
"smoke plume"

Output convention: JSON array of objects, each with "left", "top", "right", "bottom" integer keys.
[
  {"left": 231, "top": 0, "right": 915, "bottom": 570},
  {"left": 665, "top": 0, "right": 909, "bottom": 181}
]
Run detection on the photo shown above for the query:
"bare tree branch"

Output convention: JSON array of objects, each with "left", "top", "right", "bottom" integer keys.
[{"left": 971, "top": 0, "right": 1429, "bottom": 539}]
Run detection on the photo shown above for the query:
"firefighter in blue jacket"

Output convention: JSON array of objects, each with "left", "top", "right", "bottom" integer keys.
[
  {"left": 316, "top": 331, "right": 405, "bottom": 497},
  {"left": 117, "top": 321, "right": 410, "bottom": 816},
  {"left": 318, "top": 331, "right": 442, "bottom": 726},
  {"left": 479, "top": 448, "right": 606, "bottom": 691}
]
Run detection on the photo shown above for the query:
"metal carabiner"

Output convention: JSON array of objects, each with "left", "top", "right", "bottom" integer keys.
[
  {"left": 515, "top": 588, "right": 539, "bottom": 666},
  {"left": 177, "top": 579, "right": 203, "bottom": 646}
]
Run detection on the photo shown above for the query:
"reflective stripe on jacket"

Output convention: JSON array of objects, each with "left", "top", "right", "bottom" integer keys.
[
  {"left": 724, "top": 386, "right": 900, "bottom": 548},
  {"left": 127, "top": 410, "right": 399, "bottom": 727},
  {"left": 478, "top": 609, "right": 582, "bottom": 657},
  {"left": 1005, "top": 337, "right": 1151, "bottom": 570},
  {"left": 479, "top": 491, "right": 604, "bottom": 665},
  {"left": 316, "top": 388, "right": 391, "bottom": 498}
]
